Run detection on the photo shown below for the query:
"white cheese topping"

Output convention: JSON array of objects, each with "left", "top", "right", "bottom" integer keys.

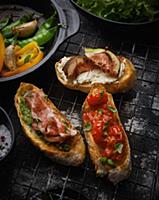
[
  {"left": 57, "top": 56, "right": 125, "bottom": 84},
  {"left": 57, "top": 57, "right": 71, "bottom": 82},
  {"left": 74, "top": 69, "right": 117, "bottom": 84}
]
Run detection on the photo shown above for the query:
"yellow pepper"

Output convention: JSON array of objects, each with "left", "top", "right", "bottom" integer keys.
[
  {"left": 1, "top": 51, "right": 43, "bottom": 77},
  {"left": 0, "top": 33, "right": 5, "bottom": 73},
  {"left": 1, "top": 41, "right": 44, "bottom": 77}
]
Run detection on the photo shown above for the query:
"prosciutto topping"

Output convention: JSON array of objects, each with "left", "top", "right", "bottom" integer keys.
[
  {"left": 62, "top": 49, "right": 121, "bottom": 81},
  {"left": 24, "top": 90, "right": 77, "bottom": 143}
]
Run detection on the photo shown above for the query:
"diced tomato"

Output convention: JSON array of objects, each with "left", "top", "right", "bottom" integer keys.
[
  {"left": 87, "top": 92, "right": 108, "bottom": 106},
  {"left": 108, "top": 124, "right": 123, "bottom": 142},
  {"left": 111, "top": 154, "right": 122, "bottom": 161},
  {"left": 102, "top": 147, "right": 113, "bottom": 158},
  {"left": 92, "top": 130, "right": 103, "bottom": 144},
  {"left": 109, "top": 124, "right": 122, "bottom": 135},
  {"left": 82, "top": 112, "right": 89, "bottom": 121},
  {"left": 105, "top": 135, "right": 116, "bottom": 147}
]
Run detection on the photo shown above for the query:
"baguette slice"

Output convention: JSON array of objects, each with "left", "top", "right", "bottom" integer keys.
[
  {"left": 15, "top": 82, "right": 85, "bottom": 166},
  {"left": 82, "top": 84, "right": 131, "bottom": 184},
  {"left": 55, "top": 49, "right": 136, "bottom": 94}
]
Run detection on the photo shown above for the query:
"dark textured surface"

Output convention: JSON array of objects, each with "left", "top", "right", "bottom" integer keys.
[{"left": 0, "top": 1, "right": 159, "bottom": 200}]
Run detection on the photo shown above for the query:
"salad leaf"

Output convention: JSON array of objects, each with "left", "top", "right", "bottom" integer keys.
[{"left": 76, "top": 0, "right": 159, "bottom": 23}]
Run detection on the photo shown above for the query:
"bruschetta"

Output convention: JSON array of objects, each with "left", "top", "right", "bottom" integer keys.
[
  {"left": 14, "top": 82, "right": 85, "bottom": 166},
  {"left": 55, "top": 48, "right": 136, "bottom": 94},
  {"left": 82, "top": 83, "right": 131, "bottom": 184}
]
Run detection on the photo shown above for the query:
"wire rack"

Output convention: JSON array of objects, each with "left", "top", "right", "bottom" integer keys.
[{"left": 0, "top": 4, "right": 159, "bottom": 200}]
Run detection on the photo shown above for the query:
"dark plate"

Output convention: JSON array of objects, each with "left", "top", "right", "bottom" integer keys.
[
  {"left": 0, "top": 0, "right": 80, "bottom": 82},
  {"left": 0, "top": 107, "right": 14, "bottom": 162},
  {"left": 70, "top": 0, "right": 159, "bottom": 30}
]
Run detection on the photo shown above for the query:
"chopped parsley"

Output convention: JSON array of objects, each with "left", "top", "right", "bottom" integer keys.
[
  {"left": 107, "top": 105, "right": 117, "bottom": 113},
  {"left": 100, "top": 90, "right": 104, "bottom": 98},
  {"left": 107, "top": 159, "right": 115, "bottom": 167},
  {"left": 84, "top": 122, "right": 92, "bottom": 132},
  {"left": 100, "top": 156, "right": 108, "bottom": 164},
  {"left": 100, "top": 156, "right": 116, "bottom": 167},
  {"left": 98, "top": 109, "right": 103, "bottom": 114},
  {"left": 58, "top": 143, "right": 70, "bottom": 152},
  {"left": 103, "top": 121, "right": 109, "bottom": 131},
  {"left": 115, "top": 143, "right": 123, "bottom": 154}
]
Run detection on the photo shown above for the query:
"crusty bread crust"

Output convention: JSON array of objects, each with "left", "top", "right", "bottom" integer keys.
[
  {"left": 82, "top": 84, "right": 131, "bottom": 184},
  {"left": 55, "top": 57, "right": 136, "bottom": 94},
  {"left": 14, "top": 82, "right": 86, "bottom": 166}
]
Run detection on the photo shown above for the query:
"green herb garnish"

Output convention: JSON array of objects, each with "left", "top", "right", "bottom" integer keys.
[
  {"left": 100, "top": 90, "right": 104, "bottom": 98},
  {"left": 24, "top": 54, "right": 31, "bottom": 64},
  {"left": 115, "top": 143, "right": 123, "bottom": 154},
  {"left": 103, "top": 121, "right": 109, "bottom": 131},
  {"left": 107, "top": 159, "right": 115, "bottom": 167},
  {"left": 59, "top": 143, "right": 70, "bottom": 152},
  {"left": 84, "top": 122, "right": 92, "bottom": 132},
  {"left": 100, "top": 157, "right": 116, "bottom": 167},
  {"left": 107, "top": 105, "right": 117, "bottom": 113},
  {"left": 100, "top": 156, "right": 108, "bottom": 164},
  {"left": 98, "top": 109, "right": 103, "bottom": 114}
]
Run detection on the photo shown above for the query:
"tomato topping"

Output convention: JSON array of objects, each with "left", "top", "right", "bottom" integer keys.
[
  {"left": 83, "top": 88, "right": 125, "bottom": 166},
  {"left": 108, "top": 124, "right": 123, "bottom": 142},
  {"left": 87, "top": 90, "right": 108, "bottom": 106},
  {"left": 102, "top": 147, "right": 113, "bottom": 158}
]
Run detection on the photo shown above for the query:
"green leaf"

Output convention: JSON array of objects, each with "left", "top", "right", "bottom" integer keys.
[
  {"left": 100, "top": 156, "right": 108, "bottom": 164},
  {"left": 100, "top": 90, "right": 104, "bottom": 98},
  {"left": 100, "top": 157, "right": 116, "bottom": 167},
  {"left": 84, "top": 122, "right": 92, "bottom": 132},
  {"left": 107, "top": 159, "right": 115, "bottom": 167},
  {"left": 76, "top": 0, "right": 159, "bottom": 23},
  {"left": 98, "top": 109, "right": 103, "bottom": 114},
  {"left": 115, "top": 143, "right": 123, "bottom": 154},
  {"left": 24, "top": 54, "right": 31, "bottom": 64},
  {"left": 104, "top": 121, "right": 109, "bottom": 130},
  {"left": 107, "top": 105, "right": 117, "bottom": 113},
  {"left": 59, "top": 143, "right": 70, "bottom": 152}
]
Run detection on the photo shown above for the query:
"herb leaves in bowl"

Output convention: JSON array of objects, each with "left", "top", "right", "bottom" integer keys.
[{"left": 75, "top": 0, "right": 159, "bottom": 24}]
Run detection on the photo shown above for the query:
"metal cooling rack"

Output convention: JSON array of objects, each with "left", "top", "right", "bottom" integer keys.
[{"left": 0, "top": 3, "right": 159, "bottom": 200}]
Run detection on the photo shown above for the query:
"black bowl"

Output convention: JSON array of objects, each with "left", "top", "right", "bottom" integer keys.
[
  {"left": 0, "top": 0, "right": 80, "bottom": 82},
  {"left": 0, "top": 107, "right": 15, "bottom": 161},
  {"left": 70, "top": 0, "right": 159, "bottom": 31}
]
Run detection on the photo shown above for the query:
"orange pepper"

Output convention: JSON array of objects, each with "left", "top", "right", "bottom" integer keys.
[
  {"left": 1, "top": 50, "right": 44, "bottom": 77},
  {"left": 0, "top": 33, "right": 5, "bottom": 73}
]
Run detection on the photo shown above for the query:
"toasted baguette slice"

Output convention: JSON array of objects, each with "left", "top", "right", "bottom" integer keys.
[
  {"left": 82, "top": 84, "right": 131, "bottom": 184},
  {"left": 55, "top": 49, "right": 136, "bottom": 94},
  {"left": 15, "top": 82, "right": 85, "bottom": 166}
]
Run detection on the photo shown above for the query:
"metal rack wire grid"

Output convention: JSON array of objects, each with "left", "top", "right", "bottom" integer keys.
[{"left": 0, "top": 4, "right": 159, "bottom": 200}]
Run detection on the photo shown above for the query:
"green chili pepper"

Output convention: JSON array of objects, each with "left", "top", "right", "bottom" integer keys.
[
  {"left": 5, "top": 32, "right": 18, "bottom": 46},
  {"left": 18, "top": 26, "right": 58, "bottom": 47},
  {"left": 0, "top": 15, "right": 10, "bottom": 30},
  {"left": 36, "top": 13, "right": 57, "bottom": 34},
  {"left": 1, "top": 15, "right": 32, "bottom": 38}
]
